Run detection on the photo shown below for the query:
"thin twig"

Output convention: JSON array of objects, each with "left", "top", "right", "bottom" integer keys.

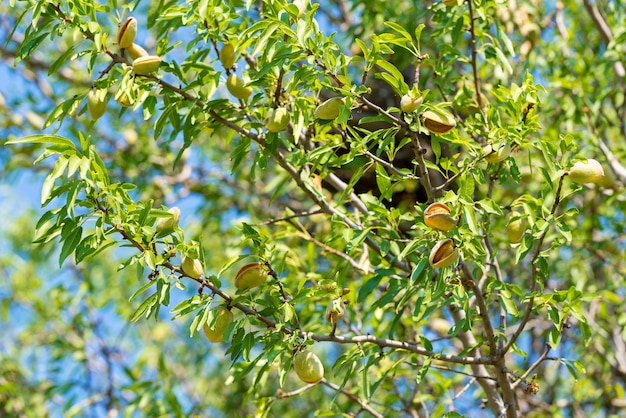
[
  {"left": 467, "top": 0, "right": 484, "bottom": 109},
  {"left": 321, "top": 378, "right": 384, "bottom": 418},
  {"left": 255, "top": 209, "right": 324, "bottom": 226},
  {"left": 511, "top": 345, "right": 552, "bottom": 389}
]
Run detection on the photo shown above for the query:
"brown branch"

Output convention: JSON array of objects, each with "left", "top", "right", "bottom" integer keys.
[
  {"left": 582, "top": 0, "right": 626, "bottom": 78},
  {"left": 503, "top": 174, "right": 566, "bottom": 354},
  {"left": 449, "top": 307, "right": 505, "bottom": 415},
  {"left": 459, "top": 262, "right": 518, "bottom": 417},
  {"left": 467, "top": 0, "right": 484, "bottom": 109},
  {"left": 510, "top": 345, "right": 552, "bottom": 389},
  {"left": 408, "top": 130, "right": 436, "bottom": 203}
]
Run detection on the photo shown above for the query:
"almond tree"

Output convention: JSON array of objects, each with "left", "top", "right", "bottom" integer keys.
[{"left": 1, "top": 0, "right": 626, "bottom": 416}]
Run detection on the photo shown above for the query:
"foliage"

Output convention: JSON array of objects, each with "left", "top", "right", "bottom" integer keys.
[{"left": 1, "top": 0, "right": 626, "bottom": 417}]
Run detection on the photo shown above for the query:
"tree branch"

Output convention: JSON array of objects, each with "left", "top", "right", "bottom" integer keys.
[{"left": 321, "top": 378, "right": 384, "bottom": 418}]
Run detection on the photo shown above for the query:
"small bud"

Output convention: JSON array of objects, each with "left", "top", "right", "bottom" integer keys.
[
  {"left": 117, "top": 17, "right": 137, "bottom": 49},
  {"left": 132, "top": 55, "right": 162, "bottom": 75},
  {"left": 422, "top": 109, "right": 456, "bottom": 134},
  {"left": 568, "top": 158, "right": 605, "bottom": 184},
  {"left": 429, "top": 238, "right": 459, "bottom": 269}
]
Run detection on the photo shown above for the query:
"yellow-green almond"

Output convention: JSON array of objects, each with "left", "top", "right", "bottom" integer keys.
[
  {"left": 293, "top": 351, "right": 324, "bottom": 384},
  {"left": 325, "top": 299, "right": 345, "bottom": 324},
  {"left": 506, "top": 211, "right": 526, "bottom": 244},
  {"left": 424, "top": 202, "right": 456, "bottom": 231},
  {"left": 87, "top": 88, "right": 108, "bottom": 120},
  {"left": 569, "top": 158, "right": 605, "bottom": 184},
  {"left": 484, "top": 143, "right": 511, "bottom": 163},
  {"left": 203, "top": 306, "right": 234, "bottom": 343},
  {"left": 226, "top": 74, "right": 252, "bottom": 100},
  {"left": 182, "top": 256, "right": 203, "bottom": 279},
  {"left": 155, "top": 207, "right": 180, "bottom": 235},
  {"left": 127, "top": 43, "right": 149, "bottom": 60},
  {"left": 117, "top": 17, "right": 137, "bottom": 49},
  {"left": 234, "top": 262, "right": 268, "bottom": 290},
  {"left": 132, "top": 55, "right": 162, "bottom": 75},
  {"left": 429, "top": 238, "right": 459, "bottom": 269},
  {"left": 267, "top": 107, "right": 290, "bottom": 132},
  {"left": 314, "top": 97, "right": 344, "bottom": 120},
  {"left": 422, "top": 110, "right": 456, "bottom": 134},
  {"left": 219, "top": 43, "right": 236, "bottom": 69},
  {"left": 116, "top": 89, "right": 133, "bottom": 107},
  {"left": 400, "top": 94, "right": 423, "bottom": 113}
]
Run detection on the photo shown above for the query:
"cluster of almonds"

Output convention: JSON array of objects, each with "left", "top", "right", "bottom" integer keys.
[
  {"left": 117, "top": 17, "right": 163, "bottom": 75},
  {"left": 423, "top": 202, "right": 460, "bottom": 269},
  {"left": 400, "top": 90, "right": 457, "bottom": 135},
  {"left": 191, "top": 262, "right": 270, "bottom": 343},
  {"left": 424, "top": 200, "right": 528, "bottom": 270},
  {"left": 86, "top": 17, "right": 163, "bottom": 120}
]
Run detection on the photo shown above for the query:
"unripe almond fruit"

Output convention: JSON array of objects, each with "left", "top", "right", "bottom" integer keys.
[
  {"left": 234, "top": 263, "right": 268, "bottom": 290},
  {"left": 203, "top": 306, "right": 234, "bottom": 343},
  {"left": 87, "top": 88, "right": 108, "bottom": 120},
  {"left": 484, "top": 143, "right": 511, "bottom": 163},
  {"left": 424, "top": 202, "right": 456, "bottom": 231},
  {"left": 219, "top": 43, "right": 236, "bottom": 69},
  {"left": 117, "top": 17, "right": 137, "bottom": 49},
  {"left": 400, "top": 94, "right": 423, "bottom": 113},
  {"left": 127, "top": 43, "right": 149, "bottom": 60},
  {"left": 226, "top": 74, "right": 252, "bottom": 100},
  {"left": 429, "top": 238, "right": 459, "bottom": 269},
  {"left": 325, "top": 299, "right": 345, "bottom": 324},
  {"left": 132, "top": 55, "right": 162, "bottom": 75},
  {"left": 155, "top": 206, "right": 180, "bottom": 235},
  {"left": 267, "top": 107, "right": 290, "bottom": 132},
  {"left": 293, "top": 350, "right": 324, "bottom": 384},
  {"left": 422, "top": 110, "right": 456, "bottom": 134},
  {"left": 568, "top": 158, "right": 605, "bottom": 184},
  {"left": 116, "top": 89, "right": 133, "bottom": 107},
  {"left": 314, "top": 97, "right": 344, "bottom": 120},
  {"left": 506, "top": 211, "right": 525, "bottom": 244},
  {"left": 182, "top": 256, "right": 203, "bottom": 279}
]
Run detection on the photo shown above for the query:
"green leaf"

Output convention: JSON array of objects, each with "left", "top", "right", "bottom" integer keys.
[
  {"left": 59, "top": 225, "right": 82, "bottom": 267},
  {"left": 6, "top": 134, "right": 76, "bottom": 148},
  {"left": 130, "top": 293, "right": 159, "bottom": 322}
]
